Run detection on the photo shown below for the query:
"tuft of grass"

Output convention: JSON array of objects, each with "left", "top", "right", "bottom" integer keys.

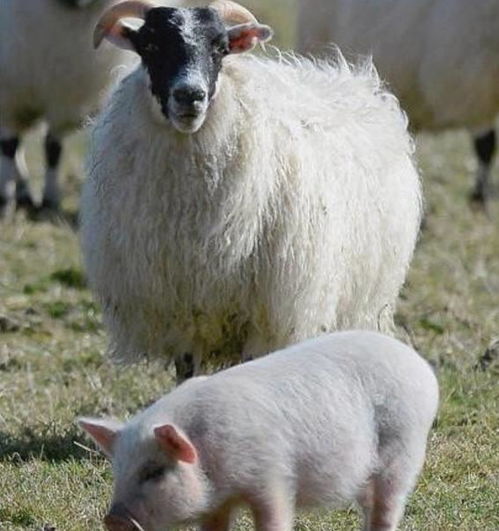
[
  {"left": 50, "top": 268, "right": 86, "bottom": 290},
  {"left": 44, "top": 301, "right": 72, "bottom": 319}
]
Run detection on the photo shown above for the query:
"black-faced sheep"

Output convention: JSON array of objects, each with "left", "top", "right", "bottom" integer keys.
[{"left": 81, "top": 0, "right": 422, "bottom": 381}]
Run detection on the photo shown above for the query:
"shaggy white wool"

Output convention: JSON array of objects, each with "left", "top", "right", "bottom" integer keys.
[{"left": 81, "top": 50, "right": 422, "bottom": 366}]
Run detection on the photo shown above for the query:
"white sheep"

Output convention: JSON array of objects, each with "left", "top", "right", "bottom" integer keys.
[
  {"left": 80, "top": 330, "right": 439, "bottom": 531},
  {"left": 297, "top": 0, "right": 499, "bottom": 204},
  {"left": 0, "top": 0, "right": 140, "bottom": 214},
  {"left": 80, "top": 0, "right": 422, "bottom": 381}
]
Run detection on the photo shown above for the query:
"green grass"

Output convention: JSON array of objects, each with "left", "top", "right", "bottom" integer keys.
[
  {"left": 1, "top": 134, "right": 497, "bottom": 531},
  {"left": 1, "top": 3, "right": 498, "bottom": 529}
]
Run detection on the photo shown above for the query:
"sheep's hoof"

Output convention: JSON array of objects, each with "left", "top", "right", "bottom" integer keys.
[
  {"left": 16, "top": 194, "right": 37, "bottom": 215},
  {"left": 28, "top": 199, "right": 62, "bottom": 223},
  {"left": 40, "top": 197, "right": 60, "bottom": 211},
  {"left": 468, "top": 187, "right": 487, "bottom": 211}
]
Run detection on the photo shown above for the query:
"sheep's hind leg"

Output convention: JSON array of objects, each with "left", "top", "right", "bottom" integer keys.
[
  {"left": 41, "top": 132, "right": 63, "bottom": 212},
  {"left": 470, "top": 128, "right": 496, "bottom": 206}
]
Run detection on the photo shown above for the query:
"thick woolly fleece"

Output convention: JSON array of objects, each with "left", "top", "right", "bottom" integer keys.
[
  {"left": 297, "top": 0, "right": 499, "bottom": 131},
  {"left": 81, "top": 50, "right": 422, "bottom": 366}
]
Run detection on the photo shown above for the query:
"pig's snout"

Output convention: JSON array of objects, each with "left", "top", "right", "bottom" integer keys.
[{"left": 104, "top": 504, "right": 137, "bottom": 531}]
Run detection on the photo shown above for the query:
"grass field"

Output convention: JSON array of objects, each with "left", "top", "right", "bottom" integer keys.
[{"left": 1, "top": 2, "right": 498, "bottom": 530}]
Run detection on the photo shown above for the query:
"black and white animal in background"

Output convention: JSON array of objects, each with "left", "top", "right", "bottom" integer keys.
[
  {"left": 81, "top": 0, "right": 422, "bottom": 382},
  {"left": 297, "top": 0, "right": 499, "bottom": 205},
  {"left": 0, "top": 0, "right": 141, "bottom": 216}
]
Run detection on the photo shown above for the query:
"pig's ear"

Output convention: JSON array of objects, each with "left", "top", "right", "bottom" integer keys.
[
  {"left": 78, "top": 417, "right": 123, "bottom": 458},
  {"left": 154, "top": 425, "right": 197, "bottom": 464}
]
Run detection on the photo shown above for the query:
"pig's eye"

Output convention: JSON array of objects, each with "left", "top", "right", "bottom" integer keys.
[{"left": 140, "top": 463, "right": 166, "bottom": 483}]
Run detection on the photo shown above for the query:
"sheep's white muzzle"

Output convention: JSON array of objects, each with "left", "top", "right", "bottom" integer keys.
[{"left": 169, "top": 103, "right": 209, "bottom": 134}]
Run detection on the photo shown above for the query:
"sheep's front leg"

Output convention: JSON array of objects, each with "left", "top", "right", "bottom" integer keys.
[
  {"left": 41, "top": 132, "right": 63, "bottom": 211},
  {"left": 241, "top": 330, "right": 269, "bottom": 362},
  {"left": 174, "top": 352, "right": 201, "bottom": 384},
  {"left": 0, "top": 132, "right": 34, "bottom": 216},
  {"left": 470, "top": 128, "right": 496, "bottom": 205}
]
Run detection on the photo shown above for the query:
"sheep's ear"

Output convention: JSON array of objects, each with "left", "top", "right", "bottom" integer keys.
[
  {"left": 227, "top": 23, "right": 273, "bottom": 54},
  {"left": 94, "top": 21, "right": 138, "bottom": 51},
  {"left": 154, "top": 424, "right": 197, "bottom": 464},
  {"left": 78, "top": 417, "right": 123, "bottom": 457}
]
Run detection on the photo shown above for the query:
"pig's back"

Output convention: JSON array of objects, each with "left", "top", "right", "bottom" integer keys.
[
  {"left": 173, "top": 331, "right": 437, "bottom": 507},
  {"left": 206, "top": 330, "right": 438, "bottom": 423}
]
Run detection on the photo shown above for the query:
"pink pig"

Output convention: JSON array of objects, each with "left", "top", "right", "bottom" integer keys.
[{"left": 79, "top": 331, "right": 439, "bottom": 531}]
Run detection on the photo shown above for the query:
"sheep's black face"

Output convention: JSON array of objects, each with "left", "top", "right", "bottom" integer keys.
[{"left": 128, "top": 7, "right": 228, "bottom": 133}]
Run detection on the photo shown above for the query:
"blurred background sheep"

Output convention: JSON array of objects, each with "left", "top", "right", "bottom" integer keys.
[
  {"left": 297, "top": 0, "right": 499, "bottom": 206},
  {"left": 0, "top": 0, "right": 141, "bottom": 216}
]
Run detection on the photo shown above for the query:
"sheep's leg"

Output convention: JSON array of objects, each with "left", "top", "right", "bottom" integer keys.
[
  {"left": 1, "top": 134, "right": 34, "bottom": 216},
  {"left": 14, "top": 145, "right": 36, "bottom": 212},
  {"left": 0, "top": 136, "right": 18, "bottom": 216},
  {"left": 470, "top": 128, "right": 496, "bottom": 205},
  {"left": 41, "top": 132, "right": 63, "bottom": 211},
  {"left": 241, "top": 332, "right": 268, "bottom": 362},
  {"left": 174, "top": 353, "right": 198, "bottom": 384}
]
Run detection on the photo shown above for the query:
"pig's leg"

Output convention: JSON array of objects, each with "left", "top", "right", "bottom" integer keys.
[
  {"left": 357, "top": 479, "right": 375, "bottom": 531},
  {"left": 249, "top": 490, "right": 294, "bottom": 531},
  {"left": 200, "top": 503, "right": 234, "bottom": 531},
  {"left": 363, "top": 449, "right": 424, "bottom": 531},
  {"left": 365, "top": 476, "right": 406, "bottom": 531}
]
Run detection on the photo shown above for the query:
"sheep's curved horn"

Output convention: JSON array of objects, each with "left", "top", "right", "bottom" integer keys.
[
  {"left": 94, "top": 0, "right": 156, "bottom": 49},
  {"left": 209, "top": 0, "right": 258, "bottom": 24}
]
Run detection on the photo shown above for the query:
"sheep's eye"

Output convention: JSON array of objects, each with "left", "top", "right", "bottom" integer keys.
[
  {"left": 140, "top": 464, "right": 166, "bottom": 483},
  {"left": 212, "top": 36, "right": 228, "bottom": 55}
]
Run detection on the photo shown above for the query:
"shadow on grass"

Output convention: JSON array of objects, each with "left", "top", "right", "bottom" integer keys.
[{"left": 0, "top": 426, "right": 98, "bottom": 463}]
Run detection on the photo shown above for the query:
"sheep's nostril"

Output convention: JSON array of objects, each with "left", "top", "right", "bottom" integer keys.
[{"left": 173, "top": 86, "right": 206, "bottom": 106}]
